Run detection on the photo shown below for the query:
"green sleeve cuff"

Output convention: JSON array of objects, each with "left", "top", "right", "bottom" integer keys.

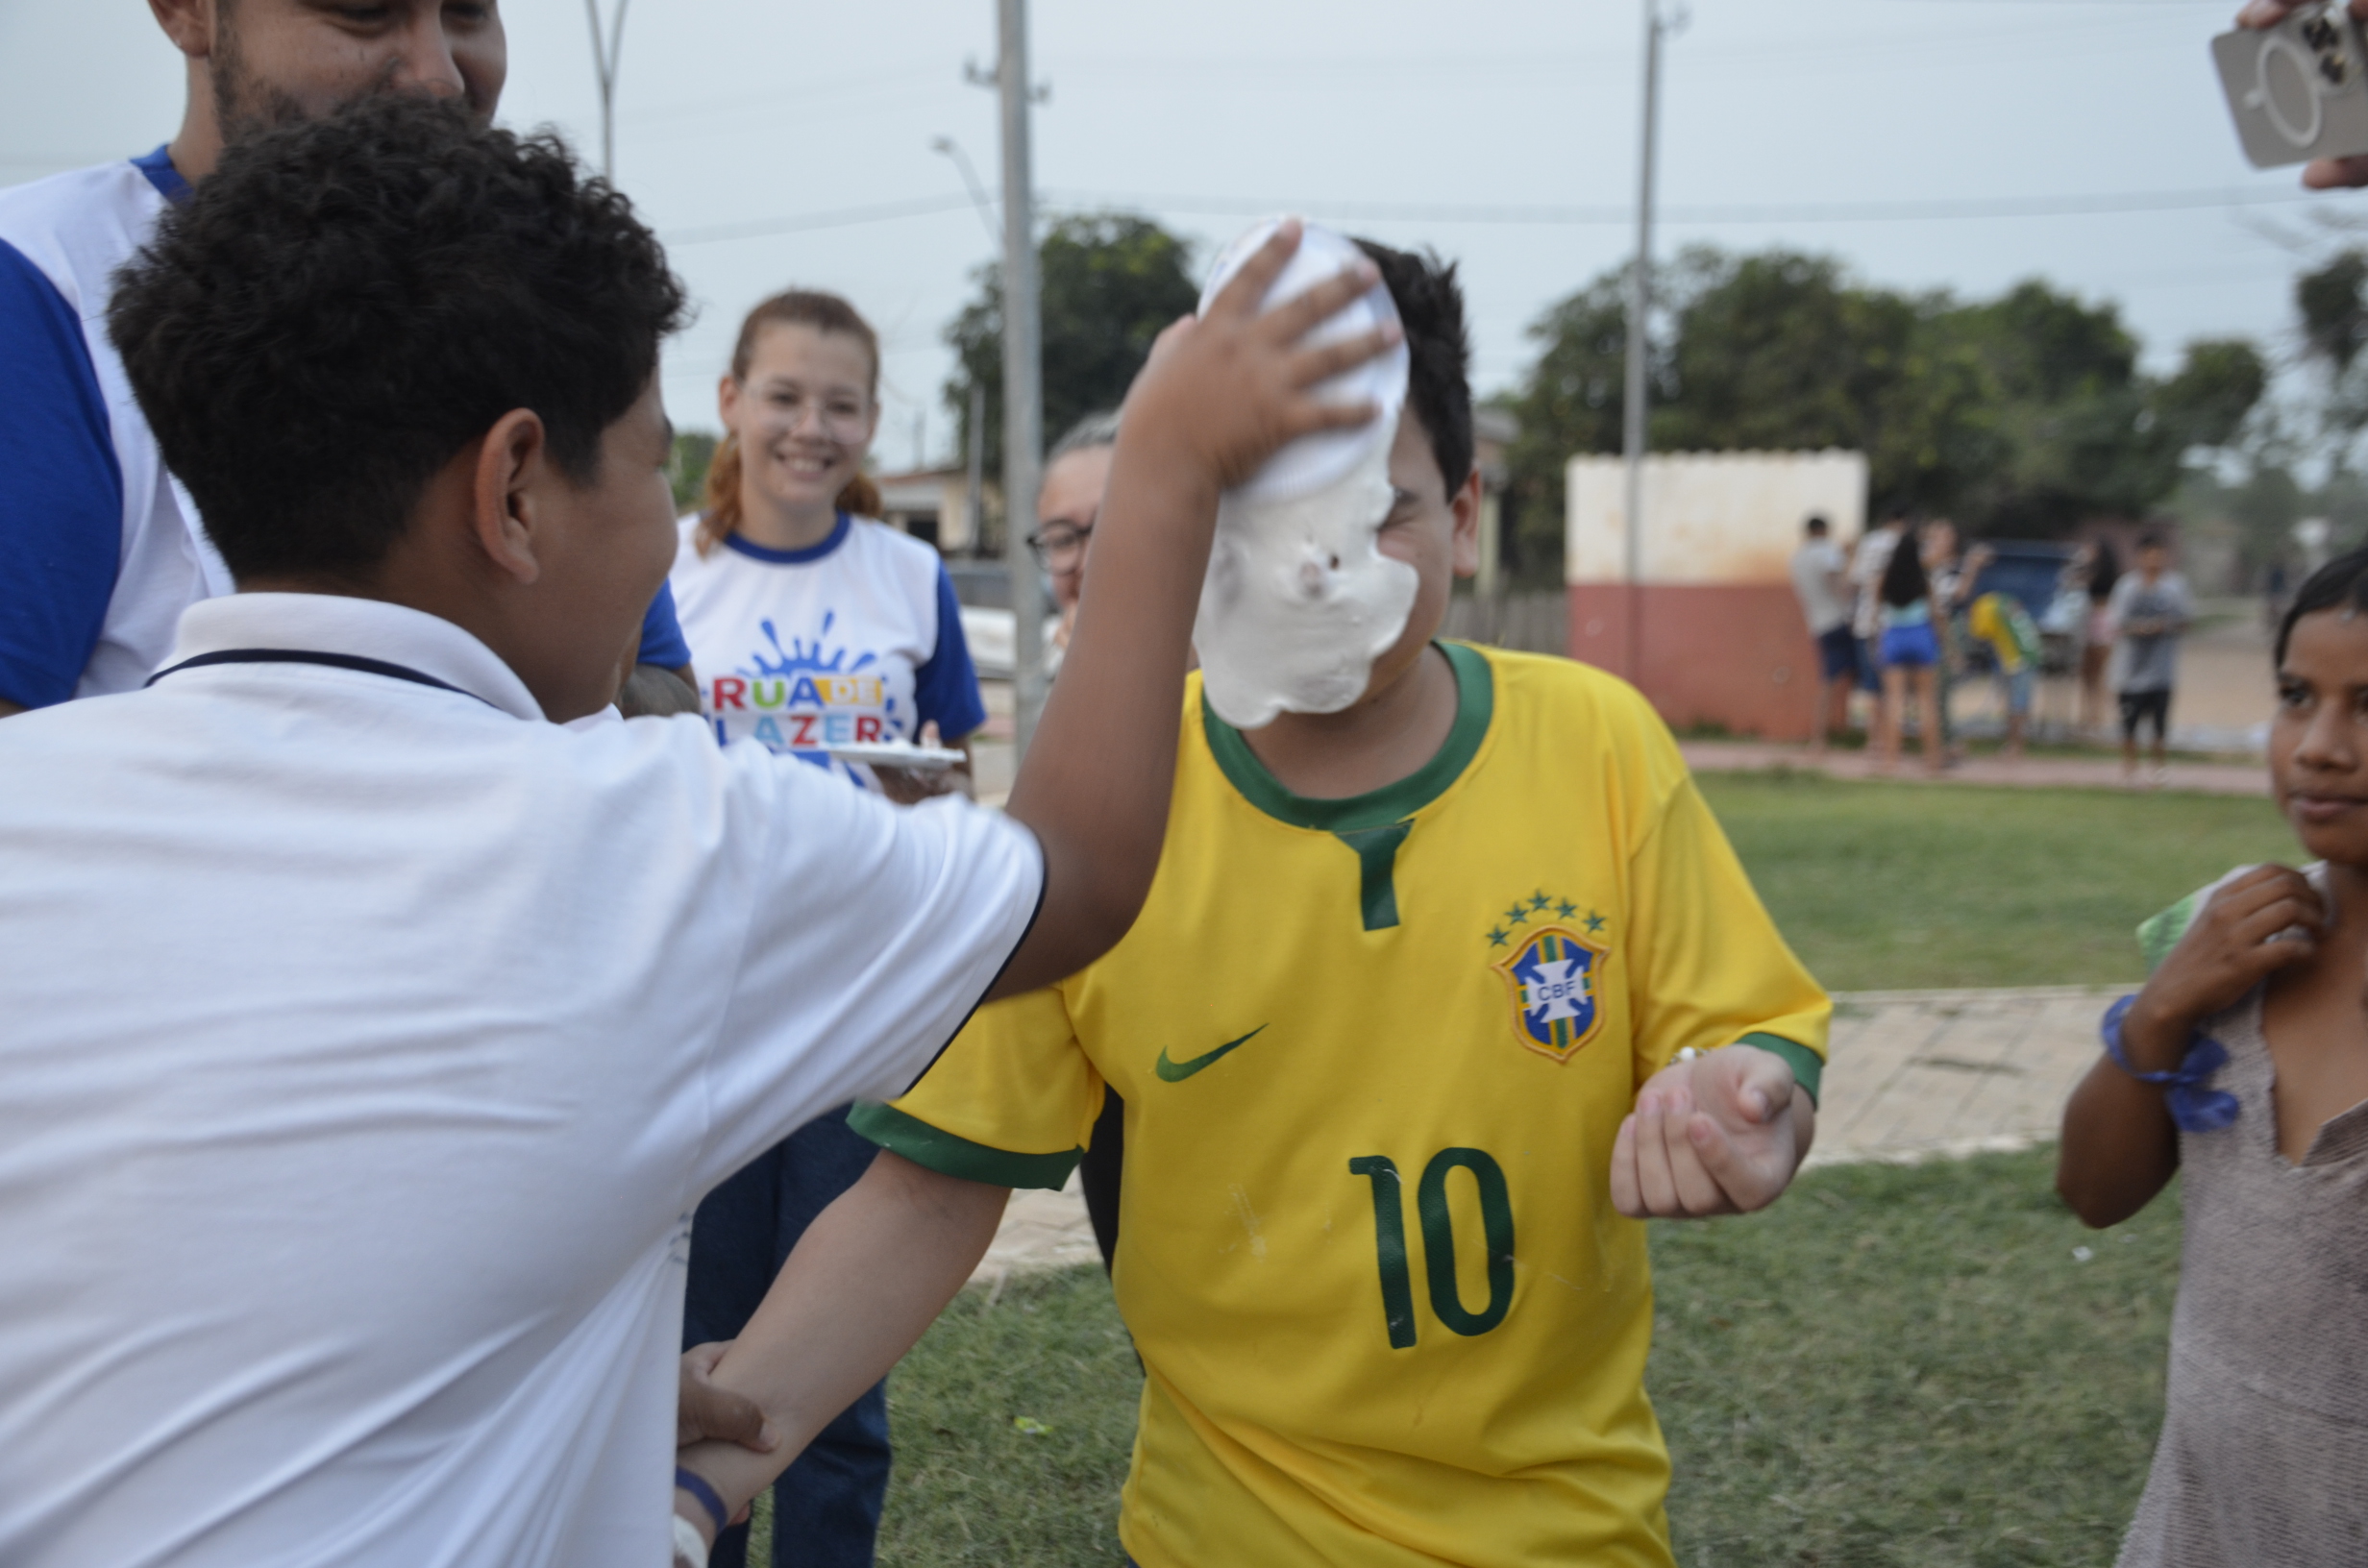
[
  {"left": 1736, "top": 1033, "right": 1822, "bottom": 1107},
  {"left": 846, "top": 1100, "right": 1082, "bottom": 1191}
]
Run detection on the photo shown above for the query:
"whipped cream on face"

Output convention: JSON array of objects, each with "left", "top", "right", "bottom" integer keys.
[
  {"left": 1195, "top": 412, "right": 1418, "bottom": 728},
  {"left": 1193, "top": 219, "right": 1416, "bottom": 730}
]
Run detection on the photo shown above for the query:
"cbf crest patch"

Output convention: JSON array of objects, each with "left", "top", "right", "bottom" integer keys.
[{"left": 1487, "top": 892, "right": 1611, "bottom": 1064}]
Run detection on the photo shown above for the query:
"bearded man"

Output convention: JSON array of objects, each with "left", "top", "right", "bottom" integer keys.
[{"left": 0, "top": 2, "right": 697, "bottom": 718}]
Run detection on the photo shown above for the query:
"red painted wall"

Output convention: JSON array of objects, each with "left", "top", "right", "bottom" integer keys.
[{"left": 1567, "top": 583, "right": 1822, "bottom": 742}]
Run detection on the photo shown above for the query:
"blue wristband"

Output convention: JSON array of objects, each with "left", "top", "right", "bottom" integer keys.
[
  {"left": 2099, "top": 994, "right": 2240, "bottom": 1134},
  {"left": 675, "top": 1466, "right": 729, "bottom": 1538}
]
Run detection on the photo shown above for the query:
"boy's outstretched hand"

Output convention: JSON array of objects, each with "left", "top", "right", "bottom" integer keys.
[{"left": 1610, "top": 1045, "right": 1813, "bottom": 1219}]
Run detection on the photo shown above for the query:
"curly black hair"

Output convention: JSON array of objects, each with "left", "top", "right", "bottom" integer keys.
[
  {"left": 109, "top": 93, "right": 687, "bottom": 582},
  {"left": 1353, "top": 238, "right": 1473, "bottom": 496}
]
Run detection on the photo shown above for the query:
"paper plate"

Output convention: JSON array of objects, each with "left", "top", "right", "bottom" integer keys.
[
  {"left": 1197, "top": 218, "right": 1411, "bottom": 503},
  {"left": 825, "top": 741, "right": 967, "bottom": 773}
]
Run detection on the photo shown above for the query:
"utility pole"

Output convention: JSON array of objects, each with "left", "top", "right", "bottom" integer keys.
[
  {"left": 1620, "top": 0, "right": 1673, "bottom": 687},
  {"left": 583, "top": 0, "right": 629, "bottom": 182},
  {"left": 966, "top": 382, "right": 986, "bottom": 558},
  {"left": 994, "top": 0, "right": 1047, "bottom": 756}
]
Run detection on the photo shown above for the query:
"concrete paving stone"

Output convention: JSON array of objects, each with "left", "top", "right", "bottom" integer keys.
[{"left": 964, "top": 985, "right": 2130, "bottom": 1283}]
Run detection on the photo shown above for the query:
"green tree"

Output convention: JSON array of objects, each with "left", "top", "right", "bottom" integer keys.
[
  {"left": 1504, "top": 248, "right": 2265, "bottom": 565},
  {"left": 1498, "top": 268, "right": 1639, "bottom": 581},
  {"left": 668, "top": 429, "right": 718, "bottom": 516},
  {"left": 945, "top": 213, "right": 1200, "bottom": 485},
  {"left": 2151, "top": 339, "right": 2268, "bottom": 453},
  {"left": 2298, "top": 249, "right": 2368, "bottom": 376}
]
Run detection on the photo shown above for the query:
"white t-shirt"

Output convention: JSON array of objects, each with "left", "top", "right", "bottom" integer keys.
[
  {"left": 1789, "top": 539, "right": 1849, "bottom": 636},
  {"left": 1849, "top": 527, "right": 1903, "bottom": 639},
  {"left": 0, "top": 593, "right": 1041, "bottom": 1568},
  {"left": 670, "top": 513, "right": 986, "bottom": 789}
]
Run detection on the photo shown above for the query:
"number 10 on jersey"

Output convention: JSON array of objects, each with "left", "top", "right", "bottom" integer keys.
[{"left": 1348, "top": 1149, "right": 1516, "bottom": 1349}]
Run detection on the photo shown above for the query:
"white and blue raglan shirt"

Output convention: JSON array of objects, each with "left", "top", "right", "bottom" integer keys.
[
  {"left": 0, "top": 147, "right": 691, "bottom": 712},
  {"left": 670, "top": 512, "right": 986, "bottom": 788},
  {"left": 0, "top": 149, "right": 232, "bottom": 708}
]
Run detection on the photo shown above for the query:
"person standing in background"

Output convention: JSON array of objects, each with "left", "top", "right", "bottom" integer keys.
[
  {"left": 2109, "top": 533, "right": 2191, "bottom": 789},
  {"left": 2081, "top": 540, "right": 2122, "bottom": 739},
  {"left": 1849, "top": 508, "right": 1911, "bottom": 705},
  {"left": 1034, "top": 410, "right": 1118, "bottom": 685},
  {"left": 1967, "top": 590, "right": 2042, "bottom": 761},
  {"left": 1924, "top": 520, "right": 1987, "bottom": 764},
  {"left": 1789, "top": 514, "right": 1855, "bottom": 754},
  {"left": 1875, "top": 521, "right": 1946, "bottom": 777},
  {"left": 669, "top": 289, "right": 989, "bottom": 1568},
  {"left": 0, "top": 0, "right": 697, "bottom": 722}
]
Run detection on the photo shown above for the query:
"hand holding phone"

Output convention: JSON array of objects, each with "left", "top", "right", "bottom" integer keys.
[{"left": 2219, "top": 0, "right": 2368, "bottom": 184}]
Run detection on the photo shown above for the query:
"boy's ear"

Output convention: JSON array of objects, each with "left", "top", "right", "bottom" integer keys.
[
  {"left": 1448, "top": 467, "right": 1484, "bottom": 579},
  {"left": 471, "top": 408, "right": 552, "bottom": 587}
]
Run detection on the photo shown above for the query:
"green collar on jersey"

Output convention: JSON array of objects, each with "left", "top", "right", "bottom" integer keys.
[{"left": 1201, "top": 640, "right": 1494, "bottom": 835}]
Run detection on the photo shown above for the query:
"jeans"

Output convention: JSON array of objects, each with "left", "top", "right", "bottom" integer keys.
[{"left": 685, "top": 1107, "right": 890, "bottom": 1568}]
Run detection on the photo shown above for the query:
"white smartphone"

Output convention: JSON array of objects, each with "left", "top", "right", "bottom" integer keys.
[{"left": 2214, "top": 5, "right": 2368, "bottom": 168}]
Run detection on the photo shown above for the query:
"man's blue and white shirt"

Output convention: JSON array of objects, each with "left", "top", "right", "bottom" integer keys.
[
  {"left": 0, "top": 147, "right": 691, "bottom": 711},
  {"left": 0, "top": 148, "right": 232, "bottom": 708}
]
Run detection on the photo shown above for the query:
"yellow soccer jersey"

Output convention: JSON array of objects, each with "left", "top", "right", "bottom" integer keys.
[{"left": 851, "top": 643, "right": 1829, "bottom": 1568}]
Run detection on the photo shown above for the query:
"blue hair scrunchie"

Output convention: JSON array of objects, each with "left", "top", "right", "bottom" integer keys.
[{"left": 2100, "top": 993, "right": 2241, "bottom": 1134}]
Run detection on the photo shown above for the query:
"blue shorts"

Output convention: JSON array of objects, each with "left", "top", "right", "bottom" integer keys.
[
  {"left": 1881, "top": 622, "right": 1939, "bottom": 669},
  {"left": 1999, "top": 666, "right": 2034, "bottom": 717},
  {"left": 1816, "top": 625, "right": 1858, "bottom": 681}
]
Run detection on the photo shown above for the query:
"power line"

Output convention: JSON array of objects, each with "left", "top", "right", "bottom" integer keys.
[
  {"left": 661, "top": 184, "right": 2348, "bottom": 251},
  {"left": 665, "top": 191, "right": 979, "bottom": 246},
  {"left": 1044, "top": 184, "right": 2338, "bottom": 229}
]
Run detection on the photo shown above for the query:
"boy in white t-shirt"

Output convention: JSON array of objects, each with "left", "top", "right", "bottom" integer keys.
[{"left": 0, "top": 94, "right": 1401, "bottom": 1568}]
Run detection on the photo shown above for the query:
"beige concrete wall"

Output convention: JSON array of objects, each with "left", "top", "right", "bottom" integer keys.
[{"left": 1566, "top": 450, "right": 1870, "bottom": 586}]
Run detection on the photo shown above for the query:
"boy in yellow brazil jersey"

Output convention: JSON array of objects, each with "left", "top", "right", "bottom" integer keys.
[{"left": 678, "top": 245, "right": 1832, "bottom": 1566}]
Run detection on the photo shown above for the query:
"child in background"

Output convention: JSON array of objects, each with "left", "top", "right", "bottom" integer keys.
[
  {"left": 2057, "top": 549, "right": 2368, "bottom": 1566},
  {"left": 1876, "top": 521, "right": 1945, "bottom": 776},
  {"left": 1966, "top": 589, "right": 2040, "bottom": 759},
  {"left": 679, "top": 241, "right": 1830, "bottom": 1568},
  {"left": 2109, "top": 533, "right": 2188, "bottom": 787},
  {"left": 668, "top": 289, "right": 990, "bottom": 1568}
]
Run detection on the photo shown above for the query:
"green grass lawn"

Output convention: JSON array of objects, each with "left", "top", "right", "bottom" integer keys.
[
  {"left": 784, "top": 1149, "right": 2174, "bottom": 1566},
  {"left": 1696, "top": 772, "right": 2295, "bottom": 991}
]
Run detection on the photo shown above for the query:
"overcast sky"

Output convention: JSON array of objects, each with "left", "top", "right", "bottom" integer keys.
[{"left": 7, "top": 0, "right": 2361, "bottom": 468}]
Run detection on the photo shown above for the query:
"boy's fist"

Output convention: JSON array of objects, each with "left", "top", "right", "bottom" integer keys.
[
  {"left": 1120, "top": 220, "right": 1403, "bottom": 496},
  {"left": 1610, "top": 1044, "right": 1811, "bottom": 1219}
]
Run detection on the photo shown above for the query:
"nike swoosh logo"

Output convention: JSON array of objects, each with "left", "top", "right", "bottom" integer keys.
[{"left": 1155, "top": 1025, "right": 1267, "bottom": 1083}]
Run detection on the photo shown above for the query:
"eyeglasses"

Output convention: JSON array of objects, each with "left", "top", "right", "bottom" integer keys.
[{"left": 1026, "top": 519, "right": 1095, "bottom": 569}]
